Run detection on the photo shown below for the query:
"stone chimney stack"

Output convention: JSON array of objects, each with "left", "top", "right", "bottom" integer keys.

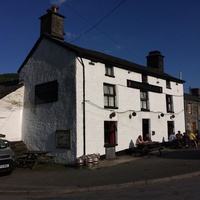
[
  {"left": 146, "top": 51, "right": 164, "bottom": 72},
  {"left": 191, "top": 88, "right": 200, "bottom": 96},
  {"left": 39, "top": 6, "right": 65, "bottom": 41}
]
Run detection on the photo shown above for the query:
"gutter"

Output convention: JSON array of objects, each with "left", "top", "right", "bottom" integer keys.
[{"left": 77, "top": 57, "right": 86, "bottom": 156}]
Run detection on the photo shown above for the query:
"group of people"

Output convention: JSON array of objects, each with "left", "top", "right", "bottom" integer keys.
[
  {"left": 135, "top": 130, "right": 200, "bottom": 149},
  {"left": 136, "top": 134, "right": 152, "bottom": 145},
  {"left": 169, "top": 130, "right": 200, "bottom": 148}
]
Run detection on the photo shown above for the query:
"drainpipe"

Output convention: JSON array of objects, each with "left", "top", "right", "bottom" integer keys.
[
  {"left": 77, "top": 57, "right": 86, "bottom": 156},
  {"left": 198, "top": 96, "right": 200, "bottom": 131}
]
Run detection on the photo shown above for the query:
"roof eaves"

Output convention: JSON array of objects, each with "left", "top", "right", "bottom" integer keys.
[{"left": 18, "top": 35, "right": 185, "bottom": 84}]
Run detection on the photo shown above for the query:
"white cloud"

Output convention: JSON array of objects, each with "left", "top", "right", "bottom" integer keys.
[
  {"left": 116, "top": 45, "right": 124, "bottom": 50},
  {"left": 49, "top": 0, "right": 67, "bottom": 6},
  {"left": 65, "top": 32, "right": 77, "bottom": 40}
]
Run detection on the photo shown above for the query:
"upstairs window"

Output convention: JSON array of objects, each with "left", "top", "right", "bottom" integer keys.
[
  {"left": 166, "top": 80, "right": 171, "bottom": 89},
  {"left": 104, "top": 83, "right": 117, "bottom": 108},
  {"left": 35, "top": 80, "right": 58, "bottom": 104},
  {"left": 105, "top": 64, "right": 114, "bottom": 77},
  {"left": 142, "top": 74, "right": 148, "bottom": 83},
  {"left": 140, "top": 91, "right": 149, "bottom": 111},
  {"left": 166, "top": 95, "right": 174, "bottom": 112}
]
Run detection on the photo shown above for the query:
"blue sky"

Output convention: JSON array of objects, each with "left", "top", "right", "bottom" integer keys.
[{"left": 1, "top": 0, "right": 200, "bottom": 93}]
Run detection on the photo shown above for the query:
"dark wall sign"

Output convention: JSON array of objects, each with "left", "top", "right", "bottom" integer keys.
[{"left": 56, "top": 130, "right": 72, "bottom": 149}]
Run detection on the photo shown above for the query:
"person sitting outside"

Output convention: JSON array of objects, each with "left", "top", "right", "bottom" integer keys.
[
  {"left": 183, "top": 131, "right": 190, "bottom": 147},
  {"left": 176, "top": 131, "right": 183, "bottom": 147},
  {"left": 195, "top": 130, "right": 200, "bottom": 141},
  {"left": 169, "top": 132, "right": 181, "bottom": 148},
  {"left": 144, "top": 134, "right": 152, "bottom": 143},
  {"left": 136, "top": 135, "right": 145, "bottom": 145},
  {"left": 188, "top": 131, "right": 198, "bottom": 148}
]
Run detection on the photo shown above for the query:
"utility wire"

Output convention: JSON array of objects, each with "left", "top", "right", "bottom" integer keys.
[
  {"left": 69, "top": 0, "right": 126, "bottom": 43},
  {"left": 63, "top": 0, "right": 143, "bottom": 62}
]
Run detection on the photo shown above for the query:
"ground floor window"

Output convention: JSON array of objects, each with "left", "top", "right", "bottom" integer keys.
[{"left": 104, "top": 121, "right": 117, "bottom": 146}]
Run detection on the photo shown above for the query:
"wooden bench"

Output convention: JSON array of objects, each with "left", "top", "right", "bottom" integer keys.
[
  {"left": 16, "top": 151, "right": 55, "bottom": 169},
  {"left": 127, "top": 142, "right": 164, "bottom": 158}
]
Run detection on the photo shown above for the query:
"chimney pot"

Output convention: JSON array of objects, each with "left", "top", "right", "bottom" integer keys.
[{"left": 51, "top": 5, "right": 58, "bottom": 13}]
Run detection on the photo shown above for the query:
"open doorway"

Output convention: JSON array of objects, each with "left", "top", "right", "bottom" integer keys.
[
  {"left": 167, "top": 121, "right": 174, "bottom": 140},
  {"left": 142, "top": 119, "right": 150, "bottom": 141}
]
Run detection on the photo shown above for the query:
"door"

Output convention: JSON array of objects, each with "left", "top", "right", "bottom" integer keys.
[
  {"left": 142, "top": 119, "right": 150, "bottom": 141},
  {"left": 192, "top": 122, "right": 196, "bottom": 133},
  {"left": 167, "top": 121, "right": 174, "bottom": 139}
]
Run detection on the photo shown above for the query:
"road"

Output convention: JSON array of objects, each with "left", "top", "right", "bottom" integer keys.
[{"left": 2, "top": 175, "right": 200, "bottom": 200}]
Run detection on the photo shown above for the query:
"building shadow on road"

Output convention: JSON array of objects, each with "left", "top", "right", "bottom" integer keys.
[{"left": 159, "top": 148, "right": 200, "bottom": 160}]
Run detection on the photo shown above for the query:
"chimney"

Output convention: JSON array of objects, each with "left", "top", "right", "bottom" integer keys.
[
  {"left": 146, "top": 51, "right": 164, "bottom": 72},
  {"left": 39, "top": 6, "right": 65, "bottom": 41},
  {"left": 191, "top": 88, "right": 200, "bottom": 96}
]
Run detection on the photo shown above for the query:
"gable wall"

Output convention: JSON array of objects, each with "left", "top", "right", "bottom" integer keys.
[{"left": 19, "top": 39, "right": 77, "bottom": 164}]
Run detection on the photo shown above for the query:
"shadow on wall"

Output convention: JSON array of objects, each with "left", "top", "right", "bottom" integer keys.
[{"left": 129, "top": 140, "right": 135, "bottom": 148}]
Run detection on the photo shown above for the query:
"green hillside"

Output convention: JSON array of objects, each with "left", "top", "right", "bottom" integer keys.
[{"left": 0, "top": 73, "right": 19, "bottom": 83}]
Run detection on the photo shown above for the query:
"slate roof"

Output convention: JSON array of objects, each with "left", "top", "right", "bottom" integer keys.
[
  {"left": 0, "top": 80, "right": 23, "bottom": 99},
  {"left": 184, "top": 93, "right": 200, "bottom": 101},
  {"left": 18, "top": 34, "right": 185, "bottom": 84}
]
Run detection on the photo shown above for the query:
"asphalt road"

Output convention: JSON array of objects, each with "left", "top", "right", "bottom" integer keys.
[{"left": 1, "top": 148, "right": 200, "bottom": 196}]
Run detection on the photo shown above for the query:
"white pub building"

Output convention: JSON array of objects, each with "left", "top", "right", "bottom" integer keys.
[{"left": 17, "top": 6, "right": 185, "bottom": 164}]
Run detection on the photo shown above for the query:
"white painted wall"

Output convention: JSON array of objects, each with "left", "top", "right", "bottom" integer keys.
[
  {"left": 0, "top": 86, "right": 24, "bottom": 141},
  {"left": 19, "top": 38, "right": 185, "bottom": 164},
  {"left": 76, "top": 58, "right": 185, "bottom": 157},
  {"left": 19, "top": 38, "right": 77, "bottom": 164}
]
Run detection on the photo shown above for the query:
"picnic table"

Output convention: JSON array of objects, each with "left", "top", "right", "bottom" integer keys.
[
  {"left": 17, "top": 150, "right": 55, "bottom": 169},
  {"left": 129, "top": 142, "right": 164, "bottom": 157}
]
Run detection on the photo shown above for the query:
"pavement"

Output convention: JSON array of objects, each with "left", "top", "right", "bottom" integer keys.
[{"left": 1, "top": 148, "right": 200, "bottom": 195}]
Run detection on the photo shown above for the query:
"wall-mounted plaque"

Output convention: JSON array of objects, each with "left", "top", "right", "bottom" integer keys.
[{"left": 56, "top": 130, "right": 72, "bottom": 149}]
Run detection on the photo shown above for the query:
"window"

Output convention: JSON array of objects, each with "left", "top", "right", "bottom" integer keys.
[
  {"left": 140, "top": 91, "right": 149, "bottom": 111},
  {"left": 142, "top": 74, "right": 148, "bottom": 83},
  {"left": 104, "top": 121, "right": 117, "bottom": 146},
  {"left": 104, "top": 83, "right": 117, "bottom": 108},
  {"left": 166, "top": 95, "right": 174, "bottom": 112},
  {"left": 35, "top": 80, "right": 58, "bottom": 104},
  {"left": 105, "top": 64, "right": 114, "bottom": 77},
  {"left": 166, "top": 80, "right": 171, "bottom": 89},
  {"left": 187, "top": 103, "right": 192, "bottom": 114}
]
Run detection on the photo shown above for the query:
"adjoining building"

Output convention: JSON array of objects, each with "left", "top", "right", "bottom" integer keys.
[
  {"left": 184, "top": 88, "right": 200, "bottom": 132},
  {"left": 17, "top": 6, "right": 185, "bottom": 164}
]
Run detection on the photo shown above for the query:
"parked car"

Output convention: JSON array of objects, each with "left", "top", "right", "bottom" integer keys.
[{"left": 0, "top": 139, "right": 16, "bottom": 175}]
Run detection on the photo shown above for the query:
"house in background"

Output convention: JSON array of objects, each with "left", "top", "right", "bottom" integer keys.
[
  {"left": 184, "top": 88, "right": 200, "bottom": 132},
  {"left": 0, "top": 76, "right": 24, "bottom": 141},
  {"left": 17, "top": 6, "right": 185, "bottom": 164}
]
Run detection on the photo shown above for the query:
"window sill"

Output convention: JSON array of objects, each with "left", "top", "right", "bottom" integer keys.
[
  {"left": 141, "top": 108, "right": 150, "bottom": 112},
  {"left": 104, "top": 106, "right": 118, "bottom": 109},
  {"left": 104, "top": 143, "right": 118, "bottom": 148},
  {"left": 105, "top": 74, "right": 115, "bottom": 78},
  {"left": 167, "top": 111, "right": 174, "bottom": 113}
]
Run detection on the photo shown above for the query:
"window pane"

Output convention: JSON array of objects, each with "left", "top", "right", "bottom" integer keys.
[
  {"left": 108, "top": 97, "right": 114, "bottom": 106},
  {"left": 104, "top": 84, "right": 116, "bottom": 108},
  {"left": 109, "top": 86, "right": 114, "bottom": 95},
  {"left": 105, "top": 65, "right": 114, "bottom": 76},
  {"left": 104, "top": 85, "right": 109, "bottom": 94},
  {"left": 104, "top": 96, "right": 108, "bottom": 106}
]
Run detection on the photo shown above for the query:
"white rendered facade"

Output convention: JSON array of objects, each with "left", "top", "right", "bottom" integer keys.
[{"left": 19, "top": 37, "right": 185, "bottom": 164}]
